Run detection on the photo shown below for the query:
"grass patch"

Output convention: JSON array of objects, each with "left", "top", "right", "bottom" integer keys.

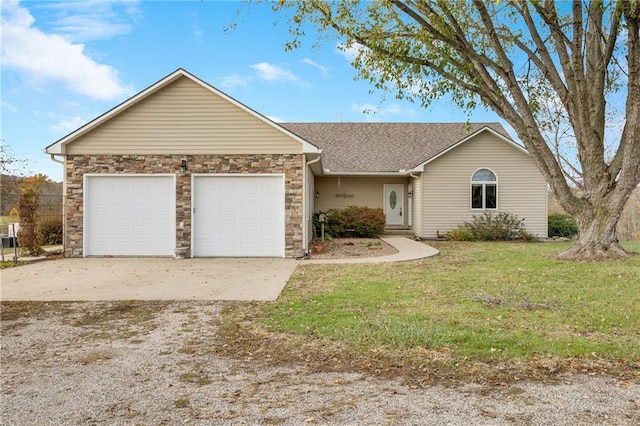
[
  {"left": 0, "top": 260, "right": 26, "bottom": 269},
  {"left": 179, "top": 371, "right": 212, "bottom": 386},
  {"left": 622, "top": 241, "right": 640, "bottom": 253},
  {"left": 0, "top": 301, "right": 76, "bottom": 322},
  {"left": 173, "top": 397, "right": 190, "bottom": 408},
  {"left": 71, "top": 301, "right": 168, "bottom": 340},
  {"left": 219, "top": 241, "right": 640, "bottom": 384}
]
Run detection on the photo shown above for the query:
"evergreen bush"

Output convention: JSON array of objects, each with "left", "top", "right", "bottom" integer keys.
[
  {"left": 315, "top": 206, "right": 386, "bottom": 238},
  {"left": 38, "top": 216, "right": 63, "bottom": 245},
  {"left": 548, "top": 213, "right": 578, "bottom": 238}
]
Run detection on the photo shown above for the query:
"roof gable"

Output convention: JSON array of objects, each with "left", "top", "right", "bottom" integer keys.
[
  {"left": 412, "top": 126, "right": 528, "bottom": 172},
  {"left": 45, "top": 69, "right": 319, "bottom": 155},
  {"left": 281, "top": 122, "right": 522, "bottom": 174}
]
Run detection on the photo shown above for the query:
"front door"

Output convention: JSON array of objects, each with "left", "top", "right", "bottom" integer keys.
[{"left": 384, "top": 184, "right": 404, "bottom": 225}]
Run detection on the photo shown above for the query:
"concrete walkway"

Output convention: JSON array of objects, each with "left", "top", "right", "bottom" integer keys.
[{"left": 304, "top": 235, "right": 439, "bottom": 264}]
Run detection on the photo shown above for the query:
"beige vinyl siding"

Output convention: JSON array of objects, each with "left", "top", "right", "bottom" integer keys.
[
  {"left": 314, "top": 176, "right": 409, "bottom": 224},
  {"left": 420, "top": 134, "right": 547, "bottom": 237},
  {"left": 66, "top": 76, "right": 302, "bottom": 155},
  {"left": 410, "top": 176, "right": 422, "bottom": 236}
]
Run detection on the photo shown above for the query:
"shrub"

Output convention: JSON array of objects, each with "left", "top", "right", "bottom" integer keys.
[
  {"left": 464, "top": 212, "right": 527, "bottom": 241},
  {"left": 517, "top": 229, "right": 540, "bottom": 242},
  {"left": 38, "top": 216, "right": 63, "bottom": 245},
  {"left": 315, "top": 206, "right": 386, "bottom": 238},
  {"left": 548, "top": 213, "right": 578, "bottom": 238},
  {"left": 444, "top": 212, "right": 537, "bottom": 242},
  {"left": 443, "top": 226, "right": 476, "bottom": 241}
]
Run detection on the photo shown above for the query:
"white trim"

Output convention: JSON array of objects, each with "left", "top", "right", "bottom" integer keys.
[
  {"left": 412, "top": 127, "right": 528, "bottom": 172},
  {"left": 469, "top": 168, "right": 499, "bottom": 211},
  {"left": 45, "top": 69, "right": 321, "bottom": 155},
  {"left": 304, "top": 154, "right": 322, "bottom": 255},
  {"left": 83, "top": 173, "right": 176, "bottom": 257},
  {"left": 191, "top": 173, "right": 286, "bottom": 258},
  {"left": 408, "top": 183, "right": 413, "bottom": 227},
  {"left": 302, "top": 156, "right": 307, "bottom": 255},
  {"left": 471, "top": 167, "right": 498, "bottom": 182}
]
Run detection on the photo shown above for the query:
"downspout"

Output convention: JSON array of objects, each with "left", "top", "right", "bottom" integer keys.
[
  {"left": 302, "top": 154, "right": 322, "bottom": 258},
  {"left": 408, "top": 172, "right": 420, "bottom": 229},
  {"left": 49, "top": 154, "right": 66, "bottom": 256}
]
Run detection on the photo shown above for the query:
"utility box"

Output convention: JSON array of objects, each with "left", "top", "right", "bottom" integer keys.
[{"left": 2, "top": 237, "right": 18, "bottom": 248}]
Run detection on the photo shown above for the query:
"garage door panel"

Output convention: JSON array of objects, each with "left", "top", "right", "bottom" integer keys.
[
  {"left": 193, "top": 175, "right": 284, "bottom": 257},
  {"left": 85, "top": 176, "right": 175, "bottom": 256}
]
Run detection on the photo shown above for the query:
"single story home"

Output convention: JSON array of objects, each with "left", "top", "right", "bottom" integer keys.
[{"left": 45, "top": 68, "right": 548, "bottom": 258}]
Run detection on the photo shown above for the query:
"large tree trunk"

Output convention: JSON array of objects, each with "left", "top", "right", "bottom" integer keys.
[{"left": 554, "top": 201, "right": 628, "bottom": 261}]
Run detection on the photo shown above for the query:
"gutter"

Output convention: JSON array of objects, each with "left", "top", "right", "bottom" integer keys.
[
  {"left": 321, "top": 171, "right": 409, "bottom": 176},
  {"left": 49, "top": 154, "right": 65, "bottom": 165},
  {"left": 320, "top": 167, "right": 423, "bottom": 177},
  {"left": 48, "top": 153, "right": 66, "bottom": 256}
]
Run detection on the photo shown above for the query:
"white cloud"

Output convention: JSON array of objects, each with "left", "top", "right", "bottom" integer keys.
[
  {"left": 250, "top": 62, "right": 299, "bottom": 83},
  {"left": 351, "top": 102, "right": 417, "bottom": 120},
  {"left": 1, "top": 1, "right": 134, "bottom": 101},
  {"left": 38, "top": 0, "right": 140, "bottom": 42},
  {"left": 265, "top": 115, "right": 285, "bottom": 123},
  {"left": 50, "top": 116, "right": 87, "bottom": 134},
  {"left": 1, "top": 100, "right": 18, "bottom": 113},
  {"left": 192, "top": 23, "right": 204, "bottom": 42},
  {"left": 336, "top": 42, "right": 368, "bottom": 62},
  {"left": 300, "top": 58, "right": 329, "bottom": 76},
  {"left": 218, "top": 74, "right": 249, "bottom": 90}
]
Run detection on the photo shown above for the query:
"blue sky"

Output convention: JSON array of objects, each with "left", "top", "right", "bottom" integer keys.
[{"left": 2, "top": 0, "right": 506, "bottom": 182}]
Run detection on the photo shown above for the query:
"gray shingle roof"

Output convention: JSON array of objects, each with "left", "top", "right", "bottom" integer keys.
[{"left": 280, "top": 122, "right": 512, "bottom": 173}]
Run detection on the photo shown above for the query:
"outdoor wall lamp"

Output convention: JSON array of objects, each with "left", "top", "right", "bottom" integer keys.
[
  {"left": 180, "top": 159, "right": 187, "bottom": 172},
  {"left": 315, "top": 190, "right": 320, "bottom": 198}
]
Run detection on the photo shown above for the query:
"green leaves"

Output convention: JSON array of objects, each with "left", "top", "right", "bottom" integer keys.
[{"left": 265, "top": 0, "right": 640, "bottom": 259}]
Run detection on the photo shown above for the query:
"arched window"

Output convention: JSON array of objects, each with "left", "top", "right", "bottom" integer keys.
[{"left": 471, "top": 168, "right": 497, "bottom": 209}]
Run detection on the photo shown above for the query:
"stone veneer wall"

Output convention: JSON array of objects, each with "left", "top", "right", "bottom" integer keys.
[{"left": 64, "top": 154, "right": 304, "bottom": 258}]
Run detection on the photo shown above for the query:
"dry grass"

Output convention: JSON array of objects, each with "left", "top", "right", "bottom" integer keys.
[
  {"left": 70, "top": 301, "right": 169, "bottom": 340},
  {"left": 218, "top": 241, "right": 640, "bottom": 386}
]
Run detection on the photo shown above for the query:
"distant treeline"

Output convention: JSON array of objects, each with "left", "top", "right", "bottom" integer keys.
[{"left": 1, "top": 174, "right": 63, "bottom": 217}]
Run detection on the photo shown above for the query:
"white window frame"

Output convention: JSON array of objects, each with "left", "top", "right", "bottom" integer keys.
[{"left": 470, "top": 168, "right": 498, "bottom": 210}]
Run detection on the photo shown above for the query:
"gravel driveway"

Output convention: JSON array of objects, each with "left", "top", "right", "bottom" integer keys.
[{"left": 2, "top": 301, "right": 639, "bottom": 425}]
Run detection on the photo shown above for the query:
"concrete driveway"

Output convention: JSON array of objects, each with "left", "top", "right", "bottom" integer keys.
[{"left": 0, "top": 258, "right": 299, "bottom": 301}]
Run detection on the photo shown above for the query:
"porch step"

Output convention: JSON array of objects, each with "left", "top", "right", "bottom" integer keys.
[{"left": 382, "top": 227, "right": 415, "bottom": 236}]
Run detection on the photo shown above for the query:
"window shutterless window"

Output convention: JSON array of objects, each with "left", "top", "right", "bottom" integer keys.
[{"left": 471, "top": 169, "right": 497, "bottom": 209}]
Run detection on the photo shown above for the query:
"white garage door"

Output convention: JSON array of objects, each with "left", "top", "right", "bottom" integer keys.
[
  {"left": 85, "top": 175, "right": 175, "bottom": 256},
  {"left": 192, "top": 175, "right": 285, "bottom": 257}
]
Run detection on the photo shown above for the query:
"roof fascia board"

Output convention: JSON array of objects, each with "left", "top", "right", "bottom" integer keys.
[
  {"left": 322, "top": 171, "right": 408, "bottom": 176},
  {"left": 45, "top": 68, "right": 320, "bottom": 155},
  {"left": 411, "top": 126, "right": 528, "bottom": 172}
]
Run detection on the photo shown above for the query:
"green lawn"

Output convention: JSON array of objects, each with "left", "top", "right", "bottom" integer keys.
[{"left": 221, "top": 241, "right": 640, "bottom": 381}]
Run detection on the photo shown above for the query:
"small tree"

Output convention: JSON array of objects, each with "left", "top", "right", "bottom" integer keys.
[
  {"left": 1, "top": 142, "right": 32, "bottom": 217},
  {"left": 17, "top": 174, "right": 47, "bottom": 255}
]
